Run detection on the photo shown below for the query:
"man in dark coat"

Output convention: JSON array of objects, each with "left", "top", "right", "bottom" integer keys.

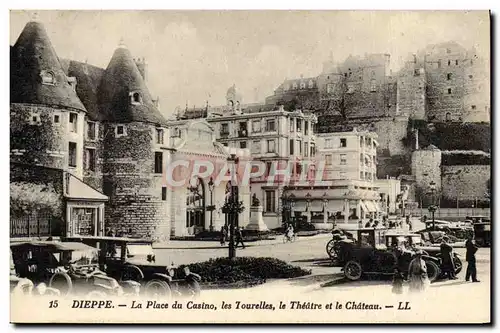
[
  {"left": 440, "top": 238, "right": 457, "bottom": 279},
  {"left": 235, "top": 227, "right": 246, "bottom": 249},
  {"left": 465, "top": 236, "right": 480, "bottom": 282}
]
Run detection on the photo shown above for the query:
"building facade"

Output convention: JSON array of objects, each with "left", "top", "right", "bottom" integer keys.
[
  {"left": 302, "top": 129, "right": 383, "bottom": 228},
  {"left": 205, "top": 103, "right": 318, "bottom": 230}
]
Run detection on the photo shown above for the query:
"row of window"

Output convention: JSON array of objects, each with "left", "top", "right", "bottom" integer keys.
[
  {"left": 29, "top": 112, "right": 168, "bottom": 144},
  {"left": 324, "top": 154, "right": 347, "bottom": 166},
  {"left": 324, "top": 138, "right": 348, "bottom": 149},
  {"left": 283, "top": 79, "right": 315, "bottom": 91},
  {"left": 225, "top": 138, "right": 316, "bottom": 156},
  {"left": 325, "top": 80, "right": 377, "bottom": 94},
  {"left": 437, "top": 58, "right": 464, "bottom": 68},
  {"left": 220, "top": 119, "right": 311, "bottom": 136}
]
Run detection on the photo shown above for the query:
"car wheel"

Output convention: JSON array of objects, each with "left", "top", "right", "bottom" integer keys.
[
  {"left": 121, "top": 265, "right": 144, "bottom": 282},
  {"left": 144, "top": 279, "right": 172, "bottom": 298},
  {"left": 49, "top": 272, "right": 73, "bottom": 297},
  {"left": 326, "top": 240, "right": 336, "bottom": 258},
  {"left": 453, "top": 256, "right": 463, "bottom": 275},
  {"left": 424, "top": 260, "right": 440, "bottom": 283},
  {"left": 344, "top": 260, "right": 362, "bottom": 281},
  {"left": 187, "top": 280, "right": 201, "bottom": 298}
]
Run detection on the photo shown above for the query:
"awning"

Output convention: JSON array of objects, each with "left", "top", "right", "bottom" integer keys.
[
  {"left": 293, "top": 201, "right": 308, "bottom": 212},
  {"left": 325, "top": 200, "right": 345, "bottom": 213},
  {"left": 359, "top": 200, "right": 369, "bottom": 213},
  {"left": 309, "top": 200, "right": 324, "bottom": 212},
  {"left": 65, "top": 173, "right": 108, "bottom": 201}
]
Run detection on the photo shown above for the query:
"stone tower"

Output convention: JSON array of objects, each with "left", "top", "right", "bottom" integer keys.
[
  {"left": 411, "top": 144, "right": 442, "bottom": 201},
  {"left": 98, "top": 41, "right": 171, "bottom": 240},
  {"left": 10, "top": 18, "right": 87, "bottom": 178}
]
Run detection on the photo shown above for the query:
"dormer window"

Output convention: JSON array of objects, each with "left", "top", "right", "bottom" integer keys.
[
  {"left": 308, "top": 80, "right": 314, "bottom": 89},
  {"left": 130, "top": 91, "right": 142, "bottom": 105},
  {"left": 292, "top": 82, "right": 298, "bottom": 89},
  {"left": 40, "top": 70, "right": 56, "bottom": 85},
  {"left": 299, "top": 81, "right": 306, "bottom": 89},
  {"left": 115, "top": 125, "right": 127, "bottom": 137}
]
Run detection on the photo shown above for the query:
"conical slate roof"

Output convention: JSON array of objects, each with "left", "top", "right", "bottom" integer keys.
[
  {"left": 98, "top": 44, "right": 167, "bottom": 126},
  {"left": 10, "top": 20, "right": 86, "bottom": 112}
]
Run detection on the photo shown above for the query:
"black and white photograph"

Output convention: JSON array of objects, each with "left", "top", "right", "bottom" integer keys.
[{"left": 7, "top": 9, "right": 491, "bottom": 324}]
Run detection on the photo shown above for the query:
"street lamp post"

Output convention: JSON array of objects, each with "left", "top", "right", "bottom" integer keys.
[
  {"left": 428, "top": 181, "right": 437, "bottom": 229},
  {"left": 322, "top": 192, "right": 330, "bottom": 227},
  {"left": 305, "top": 193, "right": 312, "bottom": 223},
  {"left": 281, "top": 192, "right": 289, "bottom": 227},
  {"left": 222, "top": 154, "right": 244, "bottom": 259},
  {"left": 289, "top": 193, "right": 296, "bottom": 229},
  {"left": 207, "top": 177, "right": 215, "bottom": 232}
]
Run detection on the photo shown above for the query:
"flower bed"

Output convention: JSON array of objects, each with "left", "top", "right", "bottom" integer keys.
[{"left": 177, "top": 257, "right": 311, "bottom": 288}]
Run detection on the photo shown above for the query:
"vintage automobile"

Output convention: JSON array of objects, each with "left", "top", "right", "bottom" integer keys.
[
  {"left": 465, "top": 216, "right": 490, "bottom": 224},
  {"left": 417, "top": 220, "right": 473, "bottom": 243},
  {"left": 473, "top": 222, "right": 491, "bottom": 247},
  {"left": 385, "top": 231, "right": 463, "bottom": 276},
  {"left": 333, "top": 228, "right": 443, "bottom": 282},
  {"left": 10, "top": 241, "right": 127, "bottom": 297},
  {"left": 65, "top": 236, "right": 201, "bottom": 298}
]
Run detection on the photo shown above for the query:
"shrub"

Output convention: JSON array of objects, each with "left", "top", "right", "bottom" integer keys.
[
  {"left": 177, "top": 257, "right": 311, "bottom": 285},
  {"left": 10, "top": 182, "right": 61, "bottom": 216}
]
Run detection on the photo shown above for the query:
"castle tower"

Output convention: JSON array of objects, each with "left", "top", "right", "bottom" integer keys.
[
  {"left": 411, "top": 144, "right": 442, "bottom": 202},
  {"left": 98, "top": 41, "right": 171, "bottom": 240},
  {"left": 10, "top": 18, "right": 87, "bottom": 177}
]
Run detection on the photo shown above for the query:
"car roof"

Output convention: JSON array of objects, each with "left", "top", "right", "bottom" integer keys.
[
  {"left": 385, "top": 232, "right": 421, "bottom": 237},
  {"left": 65, "top": 236, "right": 153, "bottom": 244},
  {"left": 10, "top": 241, "right": 97, "bottom": 252}
]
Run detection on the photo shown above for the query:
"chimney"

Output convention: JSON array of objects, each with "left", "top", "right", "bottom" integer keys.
[{"left": 135, "top": 58, "right": 147, "bottom": 83}]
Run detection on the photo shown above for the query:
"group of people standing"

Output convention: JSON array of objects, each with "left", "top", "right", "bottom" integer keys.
[
  {"left": 219, "top": 225, "right": 246, "bottom": 249},
  {"left": 362, "top": 215, "right": 413, "bottom": 230},
  {"left": 392, "top": 234, "right": 481, "bottom": 294}
]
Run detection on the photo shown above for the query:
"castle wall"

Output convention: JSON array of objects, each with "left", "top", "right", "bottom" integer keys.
[{"left": 441, "top": 165, "right": 490, "bottom": 200}]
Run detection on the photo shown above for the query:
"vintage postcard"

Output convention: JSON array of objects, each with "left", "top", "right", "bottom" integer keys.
[{"left": 9, "top": 10, "right": 491, "bottom": 324}]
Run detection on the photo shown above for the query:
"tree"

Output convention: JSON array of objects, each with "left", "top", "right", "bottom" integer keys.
[{"left": 10, "top": 182, "right": 61, "bottom": 216}]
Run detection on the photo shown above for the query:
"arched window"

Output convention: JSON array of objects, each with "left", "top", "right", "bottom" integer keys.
[
  {"left": 370, "top": 79, "right": 377, "bottom": 92},
  {"left": 292, "top": 82, "right": 298, "bottom": 89},
  {"left": 308, "top": 80, "right": 314, "bottom": 88},
  {"left": 186, "top": 177, "right": 205, "bottom": 234},
  {"left": 445, "top": 112, "right": 451, "bottom": 122},
  {"left": 299, "top": 81, "right": 306, "bottom": 89}
]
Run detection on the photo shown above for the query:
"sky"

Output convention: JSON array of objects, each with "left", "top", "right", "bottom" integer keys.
[{"left": 10, "top": 10, "right": 490, "bottom": 117}]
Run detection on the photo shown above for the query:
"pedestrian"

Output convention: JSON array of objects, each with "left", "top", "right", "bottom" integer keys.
[
  {"left": 440, "top": 237, "right": 457, "bottom": 280},
  {"left": 408, "top": 250, "right": 430, "bottom": 293},
  {"left": 406, "top": 216, "right": 412, "bottom": 231},
  {"left": 220, "top": 226, "right": 227, "bottom": 246},
  {"left": 392, "top": 268, "right": 405, "bottom": 294},
  {"left": 235, "top": 227, "right": 246, "bottom": 249},
  {"left": 465, "top": 235, "right": 480, "bottom": 282}
]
